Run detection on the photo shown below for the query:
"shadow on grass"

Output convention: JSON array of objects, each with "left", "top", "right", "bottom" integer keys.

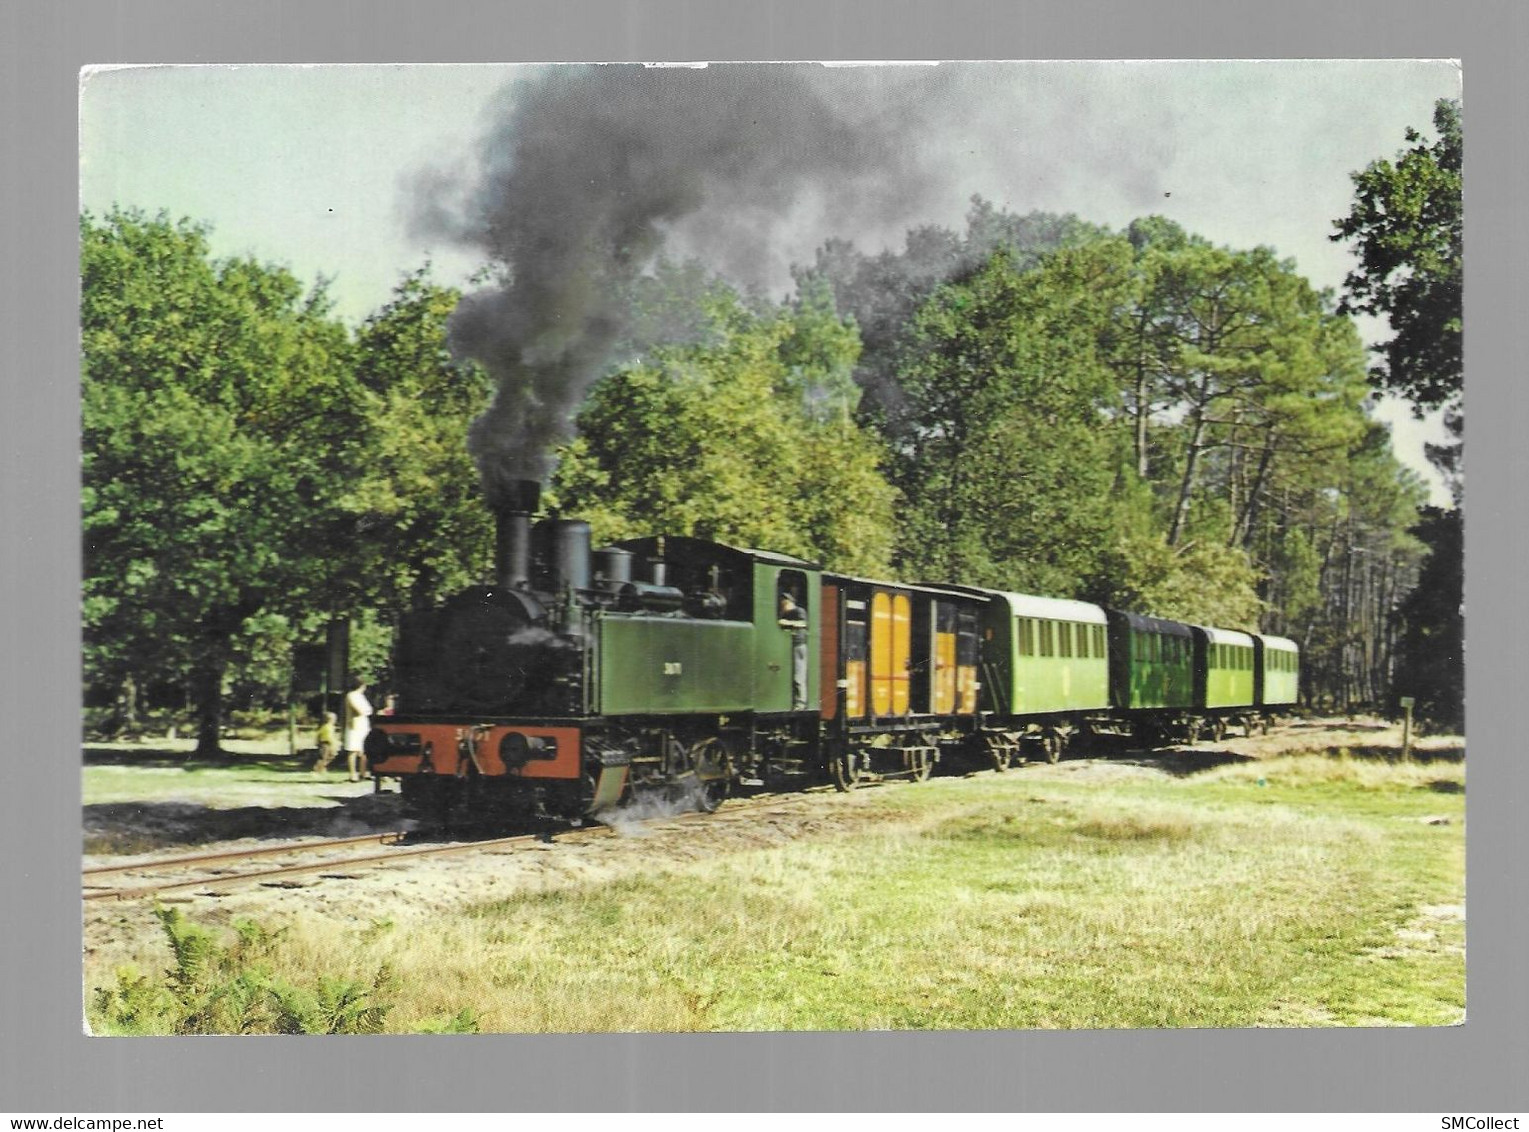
[
  {"left": 1283, "top": 718, "right": 1393, "bottom": 733},
  {"left": 83, "top": 746, "right": 317, "bottom": 774},
  {"left": 1132, "top": 749, "right": 1259, "bottom": 777},
  {"left": 82, "top": 792, "right": 407, "bottom": 853},
  {"left": 1120, "top": 743, "right": 1464, "bottom": 778}
]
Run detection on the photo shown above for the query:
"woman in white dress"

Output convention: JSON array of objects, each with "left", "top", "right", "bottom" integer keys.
[{"left": 343, "top": 679, "right": 373, "bottom": 782}]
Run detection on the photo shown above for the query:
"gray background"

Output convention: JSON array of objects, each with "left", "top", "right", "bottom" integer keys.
[{"left": 3, "top": 0, "right": 1521, "bottom": 1113}]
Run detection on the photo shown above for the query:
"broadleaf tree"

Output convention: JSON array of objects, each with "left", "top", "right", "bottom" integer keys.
[
  {"left": 551, "top": 285, "right": 897, "bottom": 576},
  {"left": 82, "top": 209, "right": 363, "bottom": 754}
]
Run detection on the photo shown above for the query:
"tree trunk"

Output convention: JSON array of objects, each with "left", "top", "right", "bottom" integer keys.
[
  {"left": 190, "top": 598, "right": 261, "bottom": 760},
  {"left": 1168, "top": 399, "right": 1209, "bottom": 546},
  {"left": 1233, "top": 435, "right": 1278, "bottom": 548},
  {"left": 192, "top": 647, "right": 229, "bottom": 759},
  {"left": 113, "top": 672, "right": 138, "bottom": 735},
  {"left": 1134, "top": 351, "right": 1151, "bottom": 480}
]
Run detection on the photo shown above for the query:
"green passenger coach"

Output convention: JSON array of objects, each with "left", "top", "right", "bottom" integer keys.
[
  {"left": 946, "top": 587, "right": 1111, "bottom": 763},
  {"left": 984, "top": 592, "right": 1111, "bottom": 716},
  {"left": 1107, "top": 611, "right": 1195, "bottom": 711},
  {"left": 1190, "top": 625, "right": 1258, "bottom": 740},
  {"left": 1192, "top": 626, "right": 1256, "bottom": 710},
  {"left": 1254, "top": 634, "right": 1300, "bottom": 710}
]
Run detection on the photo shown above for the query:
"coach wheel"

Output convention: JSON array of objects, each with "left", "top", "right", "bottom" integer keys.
[
  {"left": 830, "top": 748, "right": 863, "bottom": 792},
  {"left": 1042, "top": 732, "right": 1063, "bottom": 764},
  {"left": 1211, "top": 717, "right": 1227, "bottom": 743},
  {"left": 987, "top": 738, "right": 1013, "bottom": 773},
  {"left": 1185, "top": 720, "right": 1202, "bottom": 745},
  {"left": 908, "top": 746, "right": 934, "bottom": 783}
]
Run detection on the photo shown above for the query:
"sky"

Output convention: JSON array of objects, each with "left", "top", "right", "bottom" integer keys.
[{"left": 78, "top": 60, "right": 1462, "bottom": 501}]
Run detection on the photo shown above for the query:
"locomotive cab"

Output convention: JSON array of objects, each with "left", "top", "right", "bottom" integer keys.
[{"left": 614, "top": 537, "right": 822, "bottom": 716}]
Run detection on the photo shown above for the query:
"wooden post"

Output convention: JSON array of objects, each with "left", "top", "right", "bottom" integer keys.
[{"left": 1399, "top": 696, "right": 1415, "bottom": 762}]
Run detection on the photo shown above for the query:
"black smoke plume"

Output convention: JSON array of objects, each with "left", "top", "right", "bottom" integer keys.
[{"left": 408, "top": 63, "right": 954, "bottom": 507}]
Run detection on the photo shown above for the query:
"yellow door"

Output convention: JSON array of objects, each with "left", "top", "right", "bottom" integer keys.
[
  {"left": 933, "top": 630, "right": 956, "bottom": 713},
  {"left": 871, "top": 592, "right": 892, "bottom": 717},
  {"left": 871, "top": 591, "right": 913, "bottom": 717},
  {"left": 891, "top": 593, "right": 911, "bottom": 715}
]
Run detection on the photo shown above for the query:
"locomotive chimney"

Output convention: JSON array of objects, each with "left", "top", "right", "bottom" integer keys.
[{"left": 493, "top": 479, "right": 542, "bottom": 589}]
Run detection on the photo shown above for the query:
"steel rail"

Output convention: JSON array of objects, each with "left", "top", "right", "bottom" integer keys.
[
  {"left": 83, "top": 832, "right": 408, "bottom": 878},
  {"left": 82, "top": 786, "right": 856, "bottom": 904},
  {"left": 82, "top": 831, "right": 563, "bottom": 903}
]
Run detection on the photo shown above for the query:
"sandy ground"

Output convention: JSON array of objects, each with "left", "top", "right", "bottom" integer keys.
[{"left": 81, "top": 716, "right": 1463, "bottom": 971}]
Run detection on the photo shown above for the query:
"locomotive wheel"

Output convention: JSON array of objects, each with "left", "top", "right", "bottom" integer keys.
[
  {"left": 830, "top": 748, "right": 862, "bottom": 792},
  {"left": 690, "top": 738, "right": 733, "bottom": 814},
  {"left": 696, "top": 776, "right": 729, "bottom": 813}
]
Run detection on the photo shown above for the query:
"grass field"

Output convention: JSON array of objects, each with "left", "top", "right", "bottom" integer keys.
[{"left": 84, "top": 746, "right": 1465, "bottom": 1033}]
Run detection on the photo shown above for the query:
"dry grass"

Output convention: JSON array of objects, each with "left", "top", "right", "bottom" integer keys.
[{"left": 84, "top": 745, "right": 1466, "bottom": 1033}]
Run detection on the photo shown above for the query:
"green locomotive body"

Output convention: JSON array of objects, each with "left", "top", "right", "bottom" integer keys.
[{"left": 613, "top": 537, "right": 821, "bottom": 717}]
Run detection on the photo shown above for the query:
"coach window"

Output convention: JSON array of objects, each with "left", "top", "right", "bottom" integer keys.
[{"left": 1040, "top": 621, "right": 1054, "bottom": 657}]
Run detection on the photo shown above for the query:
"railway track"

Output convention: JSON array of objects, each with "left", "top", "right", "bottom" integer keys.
[
  {"left": 83, "top": 831, "right": 419, "bottom": 903},
  {"left": 79, "top": 788, "right": 829, "bottom": 904},
  {"left": 80, "top": 757, "right": 1169, "bottom": 905}
]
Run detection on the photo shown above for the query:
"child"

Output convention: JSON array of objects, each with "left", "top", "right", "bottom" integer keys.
[{"left": 314, "top": 711, "right": 338, "bottom": 773}]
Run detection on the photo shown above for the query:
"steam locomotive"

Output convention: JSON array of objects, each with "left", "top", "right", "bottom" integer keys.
[{"left": 364, "top": 479, "right": 1299, "bottom": 821}]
